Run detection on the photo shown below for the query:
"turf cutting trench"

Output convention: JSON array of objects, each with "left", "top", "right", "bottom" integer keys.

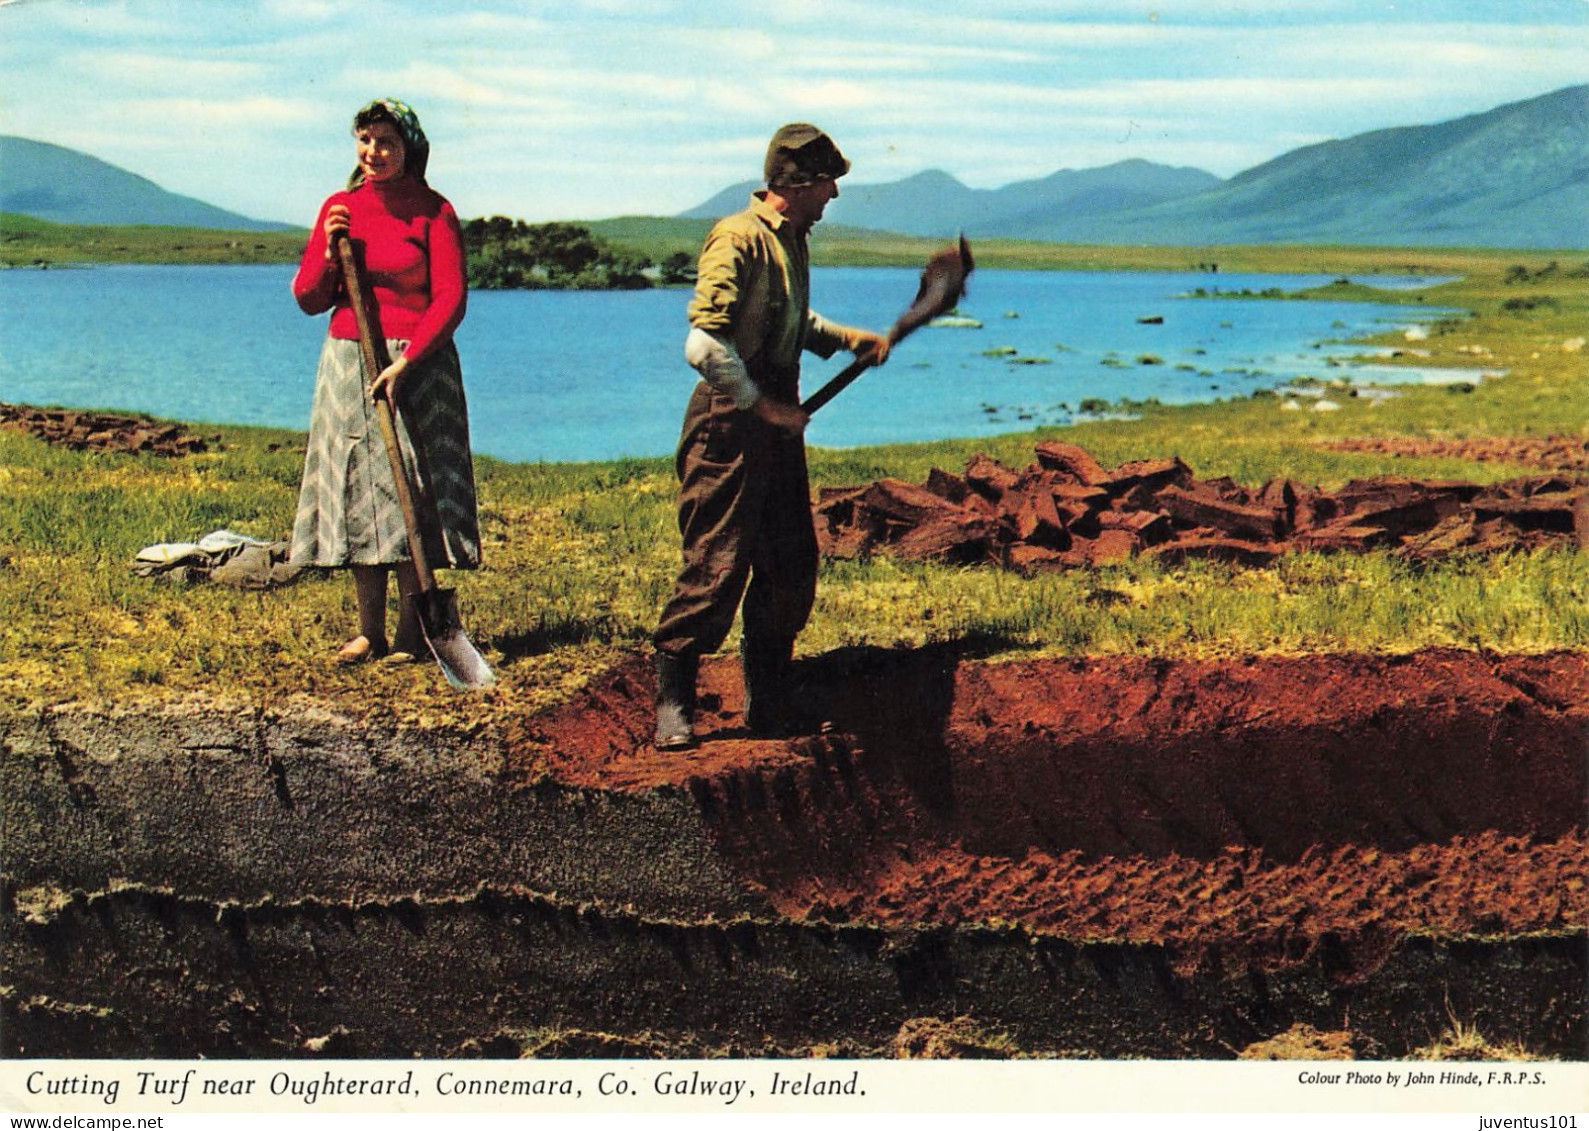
[{"left": 3, "top": 646, "right": 1583, "bottom": 1059}]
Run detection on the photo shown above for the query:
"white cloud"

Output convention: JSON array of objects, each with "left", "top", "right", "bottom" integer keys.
[
  {"left": 117, "top": 94, "right": 319, "bottom": 129},
  {"left": 256, "top": 0, "right": 349, "bottom": 21},
  {"left": 1, "top": 0, "right": 1582, "bottom": 223},
  {"left": 64, "top": 49, "right": 266, "bottom": 88}
]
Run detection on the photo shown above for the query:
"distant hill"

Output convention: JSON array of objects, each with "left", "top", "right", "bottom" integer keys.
[
  {"left": 963, "top": 161, "right": 1226, "bottom": 240},
  {"left": 680, "top": 180, "right": 764, "bottom": 222},
  {"left": 1063, "top": 85, "right": 1589, "bottom": 249},
  {"left": 679, "top": 160, "right": 1222, "bottom": 237},
  {"left": 679, "top": 86, "right": 1588, "bottom": 249},
  {"left": 0, "top": 136, "right": 292, "bottom": 230}
]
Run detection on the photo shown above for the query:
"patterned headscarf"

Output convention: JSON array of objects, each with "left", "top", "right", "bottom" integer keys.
[{"left": 347, "top": 98, "right": 430, "bottom": 188}]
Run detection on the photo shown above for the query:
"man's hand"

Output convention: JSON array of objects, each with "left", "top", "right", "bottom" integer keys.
[
  {"left": 752, "top": 395, "right": 809, "bottom": 434},
  {"left": 853, "top": 331, "right": 891, "bottom": 367}
]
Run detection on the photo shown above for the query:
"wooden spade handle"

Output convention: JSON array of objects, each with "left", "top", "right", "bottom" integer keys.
[
  {"left": 332, "top": 234, "right": 439, "bottom": 595},
  {"left": 801, "top": 351, "right": 883, "bottom": 416}
]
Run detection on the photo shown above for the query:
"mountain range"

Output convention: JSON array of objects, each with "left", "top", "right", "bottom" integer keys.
[
  {"left": 683, "top": 85, "right": 1588, "bottom": 249},
  {"left": 681, "top": 159, "right": 1224, "bottom": 237},
  {"left": 0, "top": 136, "right": 291, "bottom": 231},
  {"left": 4, "top": 85, "right": 1584, "bottom": 247}
]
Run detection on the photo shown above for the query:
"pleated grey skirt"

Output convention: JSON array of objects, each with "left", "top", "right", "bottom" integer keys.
[{"left": 291, "top": 336, "right": 481, "bottom": 570}]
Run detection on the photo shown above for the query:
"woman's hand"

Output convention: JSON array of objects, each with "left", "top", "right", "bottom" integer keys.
[
  {"left": 369, "top": 355, "right": 409, "bottom": 402},
  {"left": 322, "top": 203, "right": 351, "bottom": 259}
]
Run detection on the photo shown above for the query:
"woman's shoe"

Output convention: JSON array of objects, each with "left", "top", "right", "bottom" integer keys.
[{"left": 334, "top": 636, "right": 387, "bottom": 665}]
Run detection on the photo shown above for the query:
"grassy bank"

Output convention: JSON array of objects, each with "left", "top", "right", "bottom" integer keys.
[
  {"left": 0, "top": 212, "right": 306, "bottom": 266},
  {"left": 0, "top": 249, "right": 1584, "bottom": 721},
  {"left": 11, "top": 209, "right": 1586, "bottom": 276}
]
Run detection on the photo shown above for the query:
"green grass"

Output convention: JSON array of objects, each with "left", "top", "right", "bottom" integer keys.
[
  {"left": 1, "top": 212, "right": 306, "bottom": 266},
  {"left": 13, "top": 208, "right": 1584, "bottom": 276},
  {"left": 1, "top": 246, "right": 1584, "bottom": 722},
  {"left": 801, "top": 549, "right": 1587, "bottom": 658},
  {"left": 583, "top": 216, "right": 716, "bottom": 264}
]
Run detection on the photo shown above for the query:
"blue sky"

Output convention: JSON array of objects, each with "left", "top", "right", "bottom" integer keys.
[{"left": 1, "top": 0, "right": 1584, "bottom": 227}]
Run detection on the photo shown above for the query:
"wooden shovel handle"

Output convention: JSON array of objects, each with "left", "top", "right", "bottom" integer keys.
[
  {"left": 801, "top": 352, "right": 878, "bottom": 416},
  {"left": 332, "top": 234, "right": 439, "bottom": 594}
]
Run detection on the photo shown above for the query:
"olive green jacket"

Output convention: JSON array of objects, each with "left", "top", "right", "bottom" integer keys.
[{"left": 686, "top": 192, "right": 864, "bottom": 406}]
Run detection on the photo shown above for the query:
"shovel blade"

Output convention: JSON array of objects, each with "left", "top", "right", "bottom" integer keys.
[
  {"left": 413, "top": 589, "right": 496, "bottom": 690},
  {"left": 893, "top": 234, "right": 974, "bottom": 340}
]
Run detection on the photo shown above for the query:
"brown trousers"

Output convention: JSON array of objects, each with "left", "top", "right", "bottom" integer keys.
[{"left": 653, "top": 381, "right": 818, "bottom": 658}]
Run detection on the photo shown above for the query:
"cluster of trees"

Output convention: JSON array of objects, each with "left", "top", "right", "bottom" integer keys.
[
  {"left": 462, "top": 216, "right": 694, "bottom": 291},
  {"left": 1502, "top": 260, "right": 1589, "bottom": 284}
]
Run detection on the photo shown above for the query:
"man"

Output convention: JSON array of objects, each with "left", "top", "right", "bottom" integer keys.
[{"left": 652, "top": 123, "right": 891, "bottom": 749}]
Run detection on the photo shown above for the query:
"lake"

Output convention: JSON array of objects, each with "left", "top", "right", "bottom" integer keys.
[{"left": 0, "top": 264, "right": 1470, "bottom": 464}]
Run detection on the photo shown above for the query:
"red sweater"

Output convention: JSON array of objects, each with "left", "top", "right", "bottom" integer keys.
[{"left": 292, "top": 177, "right": 467, "bottom": 365}]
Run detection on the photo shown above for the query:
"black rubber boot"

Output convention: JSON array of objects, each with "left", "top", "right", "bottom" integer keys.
[
  {"left": 653, "top": 651, "right": 698, "bottom": 750},
  {"left": 741, "top": 637, "right": 794, "bottom": 737}
]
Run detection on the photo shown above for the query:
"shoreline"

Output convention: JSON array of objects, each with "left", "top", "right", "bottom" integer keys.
[{"left": 0, "top": 262, "right": 1484, "bottom": 466}]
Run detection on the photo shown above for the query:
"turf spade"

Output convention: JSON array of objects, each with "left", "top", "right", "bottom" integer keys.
[
  {"left": 801, "top": 235, "right": 974, "bottom": 415},
  {"left": 333, "top": 233, "right": 495, "bottom": 691}
]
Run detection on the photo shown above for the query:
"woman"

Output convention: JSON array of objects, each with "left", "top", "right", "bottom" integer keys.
[{"left": 290, "top": 98, "right": 480, "bottom": 664}]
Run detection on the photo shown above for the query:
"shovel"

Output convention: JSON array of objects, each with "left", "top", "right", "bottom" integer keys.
[
  {"left": 333, "top": 234, "right": 496, "bottom": 690},
  {"left": 801, "top": 234, "right": 974, "bottom": 415}
]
